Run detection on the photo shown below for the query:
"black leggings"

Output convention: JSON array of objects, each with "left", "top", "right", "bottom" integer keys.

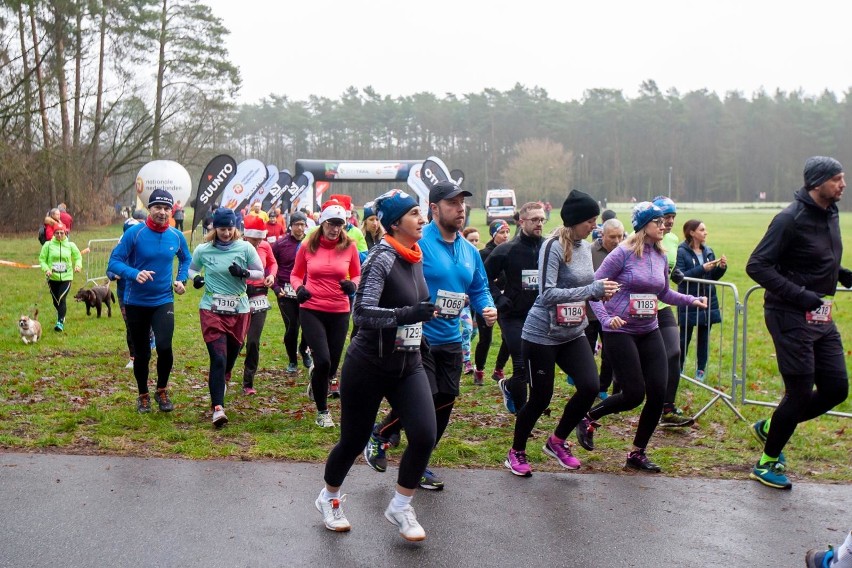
[
  {"left": 679, "top": 323, "right": 711, "bottom": 374},
  {"left": 242, "top": 309, "right": 267, "bottom": 388},
  {"left": 513, "top": 337, "right": 599, "bottom": 451},
  {"left": 499, "top": 315, "right": 528, "bottom": 408},
  {"left": 206, "top": 334, "right": 243, "bottom": 408},
  {"left": 584, "top": 319, "right": 614, "bottom": 392},
  {"left": 125, "top": 303, "right": 175, "bottom": 394},
  {"left": 300, "top": 308, "right": 350, "bottom": 412},
  {"left": 589, "top": 330, "right": 667, "bottom": 449},
  {"left": 474, "top": 312, "right": 510, "bottom": 371},
  {"left": 47, "top": 280, "right": 71, "bottom": 322},
  {"left": 657, "top": 307, "right": 682, "bottom": 407},
  {"left": 764, "top": 372, "right": 848, "bottom": 457},
  {"left": 277, "top": 296, "right": 307, "bottom": 364},
  {"left": 324, "top": 353, "right": 436, "bottom": 490}
]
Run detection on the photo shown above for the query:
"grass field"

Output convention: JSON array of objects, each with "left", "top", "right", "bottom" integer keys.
[{"left": 1, "top": 207, "right": 850, "bottom": 484}]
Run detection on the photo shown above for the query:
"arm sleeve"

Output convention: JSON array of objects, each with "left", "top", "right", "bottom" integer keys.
[
  {"left": 38, "top": 242, "right": 50, "bottom": 272},
  {"left": 107, "top": 227, "right": 140, "bottom": 282},
  {"left": 348, "top": 244, "right": 362, "bottom": 286},
  {"left": 589, "top": 247, "right": 626, "bottom": 326},
  {"left": 746, "top": 212, "right": 803, "bottom": 301},
  {"left": 352, "top": 249, "right": 398, "bottom": 329},
  {"left": 676, "top": 247, "right": 704, "bottom": 278},
  {"left": 469, "top": 249, "right": 496, "bottom": 313},
  {"left": 352, "top": 229, "right": 368, "bottom": 253},
  {"left": 188, "top": 244, "right": 203, "bottom": 279},
  {"left": 245, "top": 246, "right": 264, "bottom": 280},
  {"left": 290, "top": 246, "right": 307, "bottom": 289},
  {"left": 175, "top": 233, "right": 191, "bottom": 281}
]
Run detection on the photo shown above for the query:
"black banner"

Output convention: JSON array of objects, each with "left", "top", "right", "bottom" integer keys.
[
  {"left": 263, "top": 170, "right": 293, "bottom": 211},
  {"left": 192, "top": 154, "right": 236, "bottom": 233},
  {"left": 421, "top": 158, "right": 450, "bottom": 190},
  {"left": 450, "top": 168, "right": 465, "bottom": 186}
]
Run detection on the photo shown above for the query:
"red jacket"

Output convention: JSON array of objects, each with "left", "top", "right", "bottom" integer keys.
[
  {"left": 290, "top": 238, "right": 360, "bottom": 313},
  {"left": 246, "top": 240, "right": 277, "bottom": 287}
]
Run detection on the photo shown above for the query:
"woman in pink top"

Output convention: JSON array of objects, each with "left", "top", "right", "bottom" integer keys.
[{"left": 290, "top": 204, "right": 361, "bottom": 427}]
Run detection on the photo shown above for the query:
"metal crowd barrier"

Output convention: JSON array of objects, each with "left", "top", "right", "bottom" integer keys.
[
  {"left": 84, "top": 238, "right": 119, "bottom": 286},
  {"left": 741, "top": 285, "right": 852, "bottom": 419}
]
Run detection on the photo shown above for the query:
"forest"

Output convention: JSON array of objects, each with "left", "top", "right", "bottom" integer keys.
[{"left": 3, "top": 0, "right": 852, "bottom": 232}]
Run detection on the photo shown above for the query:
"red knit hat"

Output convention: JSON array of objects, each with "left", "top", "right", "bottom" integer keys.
[{"left": 243, "top": 215, "right": 267, "bottom": 239}]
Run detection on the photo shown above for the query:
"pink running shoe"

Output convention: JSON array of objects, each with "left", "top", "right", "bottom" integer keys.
[
  {"left": 504, "top": 448, "right": 532, "bottom": 477},
  {"left": 543, "top": 435, "right": 581, "bottom": 470}
]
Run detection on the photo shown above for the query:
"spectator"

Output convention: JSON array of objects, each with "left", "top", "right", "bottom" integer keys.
[
  {"left": 173, "top": 200, "right": 185, "bottom": 231},
  {"left": 57, "top": 203, "right": 73, "bottom": 233}
]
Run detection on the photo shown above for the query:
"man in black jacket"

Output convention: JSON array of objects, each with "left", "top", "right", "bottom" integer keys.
[
  {"left": 485, "top": 202, "right": 545, "bottom": 413},
  {"left": 746, "top": 156, "right": 852, "bottom": 490}
]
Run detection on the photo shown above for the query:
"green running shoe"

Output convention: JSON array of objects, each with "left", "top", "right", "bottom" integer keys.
[
  {"left": 750, "top": 460, "right": 792, "bottom": 490},
  {"left": 751, "top": 420, "right": 786, "bottom": 464}
]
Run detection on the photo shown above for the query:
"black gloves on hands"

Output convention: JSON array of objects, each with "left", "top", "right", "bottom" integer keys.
[
  {"left": 339, "top": 280, "right": 357, "bottom": 295},
  {"left": 192, "top": 275, "right": 205, "bottom": 289},
  {"left": 839, "top": 268, "right": 852, "bottom": 289},
  {"left": 296, "top": 286, "right": 312, "bottom": 304},
  {"left": 670, "top": 267, "right": 685, "bottom": 285},
  {"left": 395, "top": 302, "right": 436, "bottom": 325},
  {"left": 494, "top": 295, "right": 513, "bottom": 314},
  {"left": 798, "top": 289, "right": 825, "bottom": 312},
  {"left": 228, "top": 262, "right": 250, "bottom": 279}
]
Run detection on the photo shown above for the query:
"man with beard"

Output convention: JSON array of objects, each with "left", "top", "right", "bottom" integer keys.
[{"left": 365, "top": 181, "right": 497, "bottom": 490}]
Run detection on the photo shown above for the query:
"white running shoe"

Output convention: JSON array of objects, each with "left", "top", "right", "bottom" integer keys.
[
  {"left": 315, "top": 495, "right": 351, "bottom": 532},
  {"left": 384, "top": 504, "right": 426, "bottom": 541},
  {"left": 315, "top": 411, "right": 334, "bottom": 428},
  {"left": 212, "top": 405, "right": 228, "bottom": 427},
  {"left": 125, "top": 360, "right": 134, "bottom": 369}
]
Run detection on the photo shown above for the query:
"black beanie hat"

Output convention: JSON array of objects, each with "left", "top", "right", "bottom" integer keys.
[
  {"left": 560, "top": 190, "right": 600, "bottom": 227},
  {"left": 803, "top": 156, "right": 844, "bottom": 189}
]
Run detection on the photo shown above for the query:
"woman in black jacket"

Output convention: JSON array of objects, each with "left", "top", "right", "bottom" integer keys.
[{"left": 675, "top": 219, "right": 727, "bottom": 381}]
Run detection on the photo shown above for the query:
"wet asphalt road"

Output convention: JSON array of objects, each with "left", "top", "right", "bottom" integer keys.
[{"left": 0, "top": 452, "right": 849, "bottom": 567}]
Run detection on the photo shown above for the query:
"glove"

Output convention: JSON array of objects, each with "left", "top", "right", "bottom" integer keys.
[
  {"left": 228, "top": 262, "right": 250, "bottom": 278},
  {"left": 670, "top": 267, "right": 685, "bottom": 285},
  {"left": 839, "top": 268, "right": 852, "bottom": 289},
  {"left": 193, "top": 275, "right": 205, "bottom": 289},
  {"left": 494, "top": 295, "right": 513, "bottom": 313},
  {"left": 339, "top": 279, "right": 357, "bottom": 295},
  {"left": 797, "top": 289, "right": 824, "bottom": 312},
  {"left": 296, "top": 286, "right": 312, "bottom": 304},
  {"left": 395, "top": 302, "right": 436, "bottom": 325}
]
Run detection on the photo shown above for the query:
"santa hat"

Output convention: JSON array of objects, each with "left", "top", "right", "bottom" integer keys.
[
  {"left": 243, "top": 215, "right": 267, "bottom": 239},
  {"left": 328, "top": 194, "right": 352, "bottom": 213}
]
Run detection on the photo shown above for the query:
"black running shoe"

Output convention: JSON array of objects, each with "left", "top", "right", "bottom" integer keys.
[{"left": 625, "top": 449, "right": 661, "bottom": 473}]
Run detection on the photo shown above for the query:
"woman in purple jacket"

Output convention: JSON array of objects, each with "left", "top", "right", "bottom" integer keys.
[{"left": 582, "top": 202, "right": 706, "bottom": 472}]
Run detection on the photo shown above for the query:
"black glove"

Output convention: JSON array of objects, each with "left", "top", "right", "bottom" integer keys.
[
  {"left": 228, "top": 262, "right": 250, "bottom": 278},
  {"left": 395, "top": 302, "right": 436, "bottom": 325},
  {"left": 192, "top": 275, "right": 205, "bottom": 289},
  {"left": 670, "top": 267, "right": 685, "bottom": 285},
  {"left": 494, "top": 295, "right": 514, "bottom": 313},
  {"left": 797, "top": 289, "right": 824, "bottom": 312},
  {"left": 296, "top": 286, "right": 312, "bottom": 304},
  {"left": 839, "top": 268, "right": 852, "bottom": 289},
  {"left": 339, "top": 279, "right": 357, "bottom": 295}
]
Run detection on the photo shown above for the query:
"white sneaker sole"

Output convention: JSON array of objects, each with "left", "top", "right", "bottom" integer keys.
[
  {"left": 384, "top": 510, "right": 425, "bottom": 541},
  {"left": 504, "top": 459, "right": 532, "bottom": 477}
]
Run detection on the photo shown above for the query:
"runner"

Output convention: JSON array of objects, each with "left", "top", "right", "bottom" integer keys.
[
  {"left": 107, "top": 189, "right": 191, "bottom": 413},
  {"left": 290, "top": 203, "right": 361, "bottom": 427},
  {"left": 583, "top": 202, "right": 706, "bottom": 472},
  {"left": 316, "top": 189, "right": 436, "bottom": 541},
  {"left": 271, "top": 211, "right": 311, "bottom": 374},
  {"left": 365, "top": 180, "right": 497, "bottom": 490},
  {"left": 38, "top": 222, "right": 82, "bottom": 332},
  {"left": 474, "top": 220, "right": 511, "bottom": 385},
  {"left": 361, "top": 201, "right": 383, "bottom": 253},
  {"left": 485, "top": 202, "right": 546, "bottom": 414},
  {"left": 745, "top": 156, "right": 850, "bottom": 490},
  {"left": 460, "top": 227, "right": 481, "bottom": 376},
  {"left": 188, "top": 207, "right": 263, "bottom": 426},
  {"left": 240, "top": 215, "right": 278, "bottom": 395},
  {"left": 505, "top": 190, "right": 619, "bottom": 476}
]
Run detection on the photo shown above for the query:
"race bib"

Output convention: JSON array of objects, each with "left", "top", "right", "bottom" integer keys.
[
  {"left": 521, "top": 269, "right": 539, "bottom": 290},
  {"left": 51, "top": 262, "right": 67, "bottom": 273},
  {"left": 211, "top": 294, "right": 239, "bottom": 314},
  {"left": 266, "top": 236, "right": 277, "bottom": 244},
  {"left": 628, "top": 294, "right": 658, "bottom": 318},
  {"left": 248, "top": 294, "right": 270, "bottom": 313},
  {"left": 806, "top": 300, "right": 832, "bottom": 325},
  {"left": 435, "top": 289, "right": 465, "bottom": 319},
  {"left": 555, "top": 302, "right": 586, "bottom": 327},
  {"left": 282, "top": 282, "right": 297, "bottom": 299},
  {"left": 395, "top": 323, "right": 422, "bottom": 352}
]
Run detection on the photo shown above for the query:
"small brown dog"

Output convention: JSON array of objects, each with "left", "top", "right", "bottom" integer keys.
[
  {"left": 74, "top": 284, "right": 115, "bottom": 318},
  {"left": 18, "top": 310, "right": 42, "bottom": 344}
]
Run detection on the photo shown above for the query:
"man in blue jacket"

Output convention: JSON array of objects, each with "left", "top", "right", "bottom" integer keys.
[
  {"left": 108, "top": 189, "right": 191, "bottom": 413},
  {"left": 365, "top": 181, "right": 497, "bottom": 490}
]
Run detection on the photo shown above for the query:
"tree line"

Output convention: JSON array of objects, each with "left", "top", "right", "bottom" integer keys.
[{"left": 3, "top": 1, "right": 851, "bottom": 233}]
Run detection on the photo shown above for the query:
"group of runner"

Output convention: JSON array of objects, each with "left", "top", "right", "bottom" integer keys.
[{"left": 101, "top": 155, "right": 849, "bottom": 543}]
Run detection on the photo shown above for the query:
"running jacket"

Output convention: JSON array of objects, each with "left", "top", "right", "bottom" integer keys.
[
  {"left": 39, "top": 237, "right": 82, "bottom": 282},
  {"left": 350, "top": 240, "right": 431, "bottom": 366},
  {"left": 189, "top": 240, "right": 263, "bottom": 314},
  {"left": 523, "top": 237, "right": 605, "bottom": 345},
  {"left": 484, "top": 231, "right": 543, "bottom": 319},
  {"left": 270, "top": 233, "right": 303, "bottom": 294},
  {"left": 420, "top": 221, "right": 494, "bottom": 346},
  {"left": 590, "top": 242, "right": 697, "bottom": 335},
  {"left": 246, "top": 240, "right": 277, "bottom": 288},
  {"left": 108, "top": 222, "right": 191, "bottom": 307},
  {"left": 747, "top": 187, "right": 851, "bottom": 312},
  {"left": 290, "top": 237, "right": 361, "bottom": 313}
]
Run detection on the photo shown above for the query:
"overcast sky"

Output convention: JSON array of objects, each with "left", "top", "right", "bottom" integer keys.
[{"left": 205, "top": 0, "right": 851, "bottom": 104}]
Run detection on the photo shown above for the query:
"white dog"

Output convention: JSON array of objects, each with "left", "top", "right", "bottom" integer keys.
[{"left": 18, "top": 310, "right": 42, "bottom": 344}]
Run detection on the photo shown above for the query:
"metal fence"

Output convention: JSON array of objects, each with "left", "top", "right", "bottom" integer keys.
[{"left": 84, "top": 238, "right": 119, "bottom": 287}]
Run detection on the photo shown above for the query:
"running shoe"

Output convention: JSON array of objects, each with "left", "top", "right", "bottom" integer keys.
[
  {"left": 212, "top": 405, "right": 228, "bottom": 427},
  {"left": 659, "top": 408, "right": 694, "bottom": 428},
  {"left": 805, "top": 547, "right": 834, "bottom": 568},
  {"left": 696, "top": 370, "right": 706, "bottom": 383},
  {"left": 136, "top": 393, "right": 151, "bottom": 413},
  {"left": 54, "top": 320, "right": 64, "bottom": 332},
  {"left": 315, "top": 495, "right": 351, "bottom": 532},
  {"left": 504, "top": 448, "right": 532, "bottom": 477},
  {"left": 384, "top": 504, "right": 426, "bottom": 541},
  {"left": 463, "top": 361, "right": 474, "bottom": 375},
  {"left": 285, "top": 362, "right": 299, "bottom": 374},
  {"left": 543, "top": 435, "right": 581, "bottom": 470},
  {"left": 125, "top": 359, "right": 134, "bottom": 369},
  {"left": 750, "top": 460, "right": 791, "bottom": 489},
  {"left": 575, "top": 416, "right": 600, "bottom": 451},
  {"left": 491, "top": 368, "right": 504, "bottom": 382},
  {"left": 498, "top": 378, "right": 516, "bottom": 414},
  {"left": 625, "top": 449, "right": 661, "bottom": 473},
  {"left": 328, "top": 378, "right": 340, "bottom": 398},
  {"left": 419, "top": 468, "right": 444, "bottom": 490},
  {"left": 473, "top": 369, "right": 484, "bottom": 386},
  {"left": 243, "top": 387, "right": 257, "bottom": 396},
  {"left": 301, "top": 350, "right": 313, "bottom": 369},
  {"left": 751, "top": 419, "right": 786, "bottom": 464},
  {"left": 153, "top": 388, "right": 174, "bottom": 412},
  {"left": 364, "top": 432, "right": 389, "bottom": 472},
  {"left": 315, "top": 410, "right": 334, "bottom": 428}
]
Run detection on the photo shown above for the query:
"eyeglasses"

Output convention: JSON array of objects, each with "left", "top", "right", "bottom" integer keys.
[
  {"left": 651, "top": 218, "right": 665, "bottom": 227},
  {"left": 523, "top": 217, "right": 546, "bottom": 224}
]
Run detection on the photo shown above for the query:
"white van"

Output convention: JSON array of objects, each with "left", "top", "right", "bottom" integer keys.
[{"left": 485, "top": 189, "right": 517, "bottom": 225}]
